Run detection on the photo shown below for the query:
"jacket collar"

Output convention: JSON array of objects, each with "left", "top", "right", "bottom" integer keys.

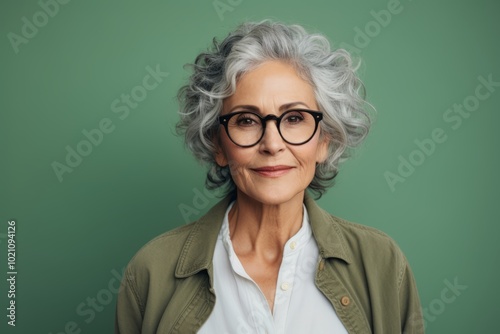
[
  {"left": 303, "top": 193, "right": 352, "bottom": 263},
  {"left": 175, "top": 191, "right": 352, "bottom": 281}
]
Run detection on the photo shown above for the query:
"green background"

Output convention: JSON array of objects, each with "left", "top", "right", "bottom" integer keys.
[{"left": 1, "top": 0, "right": 499, "bottom": 333}]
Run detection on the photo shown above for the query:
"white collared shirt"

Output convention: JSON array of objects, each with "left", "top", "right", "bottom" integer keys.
[{"left": 198, "top": 201, "right": 348, "bottom": 334}]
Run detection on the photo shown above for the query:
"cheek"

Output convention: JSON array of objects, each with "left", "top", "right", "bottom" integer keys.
[
  {"left": 222, "top": 148, "right": 252, "bottom": 176},
  {"left": 217, "top": 133, "right": 241, "bottom": 167},
  {"left": 292, "top": 149, "right": 315, "bottom": 173},
  {"left": 295, "top": 142, "right": 323, "bottom": 176}
]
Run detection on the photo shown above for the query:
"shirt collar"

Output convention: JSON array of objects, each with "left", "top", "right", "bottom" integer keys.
[{"left": 175, "top": 192, "right": 352, "bottom": 281}]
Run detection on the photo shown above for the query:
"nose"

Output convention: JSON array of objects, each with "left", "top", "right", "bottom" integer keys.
[{"left": 259, "top": 119, "right": 286, "bottom": 154}]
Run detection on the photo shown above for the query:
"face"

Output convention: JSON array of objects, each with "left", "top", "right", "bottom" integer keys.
[{"left": 215, "top": 60, "right": 329, "bottom": 205}]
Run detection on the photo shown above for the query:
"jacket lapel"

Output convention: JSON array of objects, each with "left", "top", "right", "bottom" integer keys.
[
  {"left": 175, "top": 195, "right": 232, "bottom": 283},
  {"left": 159, "top": 196, "right": 231, "bottom": 333}
]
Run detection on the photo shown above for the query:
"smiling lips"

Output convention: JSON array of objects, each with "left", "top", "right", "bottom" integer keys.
[{"left": 251, "top": 165, "right": 294, "bottom": 177}]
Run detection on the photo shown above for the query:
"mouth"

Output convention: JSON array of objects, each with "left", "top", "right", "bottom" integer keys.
[{"left": 251, "top": 165, "right": 294, "bottom": 177}]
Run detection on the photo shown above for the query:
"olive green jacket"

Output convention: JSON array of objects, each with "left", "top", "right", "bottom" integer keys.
[{"left": 115, "top": 194, "right": 424, "bottom": 333}]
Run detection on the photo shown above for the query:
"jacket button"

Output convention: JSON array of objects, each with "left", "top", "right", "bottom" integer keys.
[{"left": 340, "top": 296, "right": 350, "bottom": 306}]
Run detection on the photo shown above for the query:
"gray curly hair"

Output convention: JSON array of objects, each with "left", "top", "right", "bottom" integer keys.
[{"left": 176, "top": 19, "right": 373, "bottom": 198}]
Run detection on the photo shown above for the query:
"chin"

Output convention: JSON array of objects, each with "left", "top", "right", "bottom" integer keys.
[{"left": 238, "top": 186, "right": 305, "bottom": 206}]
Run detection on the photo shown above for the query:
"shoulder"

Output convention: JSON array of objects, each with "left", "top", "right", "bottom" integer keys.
[
  {"left": 308, "top": 197, "right": 409, "bottom": 285},
  {"left": 133, "top": 223, "right": 196, "bottom": 259},
  {"left": 123, "top": 195, "right": 231, "bottom": 282},
  {"left": 335, "top": 214, "right": 402, "bottom": 254},
  {"left": 115, "top": 223, "right": 198, "bottom": 316},
  {"left": 124, "top": 222, "right": 197, "bottom": 281},
  {"left": 331, "top": 213, "right": 409, "bottom": 285},
  {"left": 307, "top": 197, "right": 404, "bottom": 262}
]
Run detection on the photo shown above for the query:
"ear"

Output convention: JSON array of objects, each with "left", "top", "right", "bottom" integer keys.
[
  {"left": 316, "top": 135, "right": 330, "bottom": 164},
  {"left": 214, "top": 141, "right": 228, "bottom": 167}
]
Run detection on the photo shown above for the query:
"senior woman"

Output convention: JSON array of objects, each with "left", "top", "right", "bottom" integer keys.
[{"left": 115, "top": 20, "right": 424, "bottom": 333}]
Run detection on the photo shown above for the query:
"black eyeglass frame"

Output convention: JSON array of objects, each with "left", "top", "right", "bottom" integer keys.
[{"left": 218, "top": 109, "right": 324, "bottom": 148}]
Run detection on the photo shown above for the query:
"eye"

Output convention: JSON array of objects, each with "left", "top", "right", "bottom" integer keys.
[
  {"left": 234, "top": 113, "right": 260, "bottom": 127},
  {"left": 283, "top": 111, "right": 305, "bottom": 124}
]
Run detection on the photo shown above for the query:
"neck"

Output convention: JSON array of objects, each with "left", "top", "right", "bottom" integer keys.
[{"left": 228, "top": 189, "right": 305, "bottom": 263}]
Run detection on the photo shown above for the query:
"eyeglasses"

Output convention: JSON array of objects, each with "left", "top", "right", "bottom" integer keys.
[{"left": 218, "top": 109, "right": 323, "bottom": 147}]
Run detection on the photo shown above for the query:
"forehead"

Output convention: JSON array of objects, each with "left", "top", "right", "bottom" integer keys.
[{"left": 223, "top": 60, "right": 317, "bottom": 112}]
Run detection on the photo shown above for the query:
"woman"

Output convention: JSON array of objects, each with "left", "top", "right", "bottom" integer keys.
[{"left": 115, "top": 20, "right": 424, "bottom": 333}]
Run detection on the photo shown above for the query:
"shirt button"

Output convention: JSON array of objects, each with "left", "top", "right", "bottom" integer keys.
[
  {"left": 290, "top": 241, "right": 297, "bottom": 250},
  {"left": 340, "top": 296, "right": 350, "bottom": 306},
  {"left": 280, "top": 282, "right": 290, "bottom": 291}
]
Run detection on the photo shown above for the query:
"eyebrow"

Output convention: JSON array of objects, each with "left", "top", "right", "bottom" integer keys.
[{"left": 228, "top": 101, "right": 311, "bottom": 114}]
